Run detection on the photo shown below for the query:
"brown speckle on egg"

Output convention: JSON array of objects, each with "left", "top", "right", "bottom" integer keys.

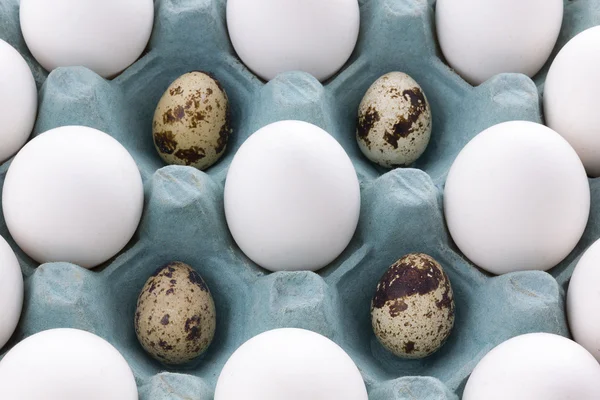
[
  {"left": 216, "top": 108, "right": 232, "bottom": 154},
  {"left": 174, "top": 146, "right": 206, "bottom": 165},
  {"left": 357, "top": 106, "right": 380, "bottom": 149},
  {"left": 134, "top": 261, "right": 216, "bottom": 365},
  {"left": 384, "top": 88, "right": 428, "bottom": 148},
  {"left": 357, "top": 72, "right": 432, "bottom": 168},
  {"left": 169, "top": 86, "right": 184, "bottom": 96},
  {"left": 153, "top": 131, "right": 178, "bottom": 155},
  {"left": 371, "top": 253, "right": 455, "bottom": 359},
  {"left": 152, "top": 71, "right": 232, "bottom": 170}
]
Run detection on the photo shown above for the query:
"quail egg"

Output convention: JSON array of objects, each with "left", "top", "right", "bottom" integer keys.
[
  {"left": 357, "top": 72, "right": 432, "bottom": 168},
  {"left": 134, "top": 261, "right": 216, "bottom": 364},
  {"left": 371, "top": 253, "right": 454, "bottom": 359},
  {"left": 153, "top": 71, "right": 231, "bottom": 170}
]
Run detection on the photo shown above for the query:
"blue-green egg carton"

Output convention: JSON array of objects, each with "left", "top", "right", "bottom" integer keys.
[{"left": 1, "top": 0, "right": 600, "bottom": 398}]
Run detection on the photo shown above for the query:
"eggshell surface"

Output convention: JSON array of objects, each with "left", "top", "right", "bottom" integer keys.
[
  {"left": 463, "top": 333, "right": 600, "bottom": 400},
  {"left": 567, "top": 238, "right": 600, "bottom": 362},
  {"left": 2, "top": 126, "right": 144, "bottom": 269},
  {"left": 0, "top": 328, "right": 138, "bottom": 400},
  {"left": 444, "top": 121, "right": 589, "bottom": 274},
  {"left": 544, "top": 26, "right": 600, "bottom": 177},
  {"left": 153, "top": 71, "right": 231, "bottom": 170},
  {"left": 1, "top": 0, "right": 598, "bottom": 397},
  {"left": 135, "top": 262, "right": 216, "bottom": 365},
  {"left": 224, "top": 120, "right": 360, "bottom": 272},
  {"left": 215, "top": 328, "right": 368, "bottom": 400},
  {"left": 20, "top": 0, "right": 154, "bottom": 78},
  {"left": 0, "top": 235, "right": 23, "bottom": 350},
  {"left": 357, "top": 72, "right": 432, "bottom": 168},
  {"left": 0, "top": 39, "right": 37, "bottom": 163},
  {"left": 371, "top": 253, "right": 454, "bottom": 359},
  {"left": 226, "top": 0, "right": 360, "bottom": 81},
  {"left": 436, "top": 0, "right": 563, "bottom": 85}
]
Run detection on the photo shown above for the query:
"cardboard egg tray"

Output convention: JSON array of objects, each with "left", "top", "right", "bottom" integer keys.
[{"left": 1, "top": 0, "right": 600, "bottom": 398}]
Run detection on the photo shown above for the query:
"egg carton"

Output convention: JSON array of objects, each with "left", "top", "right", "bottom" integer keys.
[{"left": 1, "top": 0, "right": 600, "bottom": 399}]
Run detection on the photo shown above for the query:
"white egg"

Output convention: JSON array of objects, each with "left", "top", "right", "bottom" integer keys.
[
  {"left": 0, "top": 39, "right": 37, "bottom": 164},
  {"left": 544, "top": 26, "right": 600, "bottom": 177},
  {"left": 436, "top": 0, "right": 563, "bottom": 85},
  {"left": 215, "top": 328, "right": 367, "bottom": 400},
  {"left": 224, "top": 120, "right": 360, "bottom": 272},
  {"left": 2, "top": 126, "right": 144, "bottom": 269},
  {"left": 20, "top": 0, "right": 154, "bottom": 78},
  {"left": 444, "top": 121, "right": 589, "bottom": 275},
  {"left": 567, "top": 238, "right": 600, "bottom": 362},
  {"left": 226, "top": 0, "right": 360, "bottom": 82},
  {"left": 0, "top": 328, "right": 138, "bottom": 400},
  {"left": 463, "top": 333, "right": 600, "bottom": 400},
  {"left": 0, "top": 236, "right": 23, "bottom": 350}
]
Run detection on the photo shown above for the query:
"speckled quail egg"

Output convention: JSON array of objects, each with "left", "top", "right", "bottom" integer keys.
[
  {"left": 152, "top": 71, "right": 232, "bottom": 170},
  {"left": 371, "top": 253, "right": 454, "bottom": 359},
  {"left": 357, "top": 72, "right": 432, "bottom": 168},
  {"left": 134, "top": 261, "right": 216, "bottom": 365}
]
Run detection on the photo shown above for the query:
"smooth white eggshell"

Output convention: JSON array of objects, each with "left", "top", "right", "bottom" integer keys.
[
  {"left": 2, "top": 126, "right": 144, "bottom": 269},
  {"left": 463, "top": 333, "right": 600, "bottom": 400},
  {"left": 544, "top": 26, "right": 600, "bottom": 177},
  {"left": 215, "top": 328, "right": 368, "bottom": 400},
  {"left": 567, "top": 238, "right": 600, "bottom": 362},
  {"left": 436, "top": 0, "right": 563, "bottom": 85},
  {"left": 20, "top": 0, "right": 154, "bottom": 78},
  {"left": 226, "top": 0, "right": 360, "bottom": 81},
  {"left": 0, "top": 328, "right": 138, "bottom": 400},
  {"left": 224, "top": 120, "right": 360, "bottom": 272},
  {"left": 0, "top": 236, "right": 23, "bottom": 350},
  {"left": 444, "top": 121, "right": 589, "bottom": 274},
  {"left": 0, "top": 39, "right": 37, "bottom": 163}
]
